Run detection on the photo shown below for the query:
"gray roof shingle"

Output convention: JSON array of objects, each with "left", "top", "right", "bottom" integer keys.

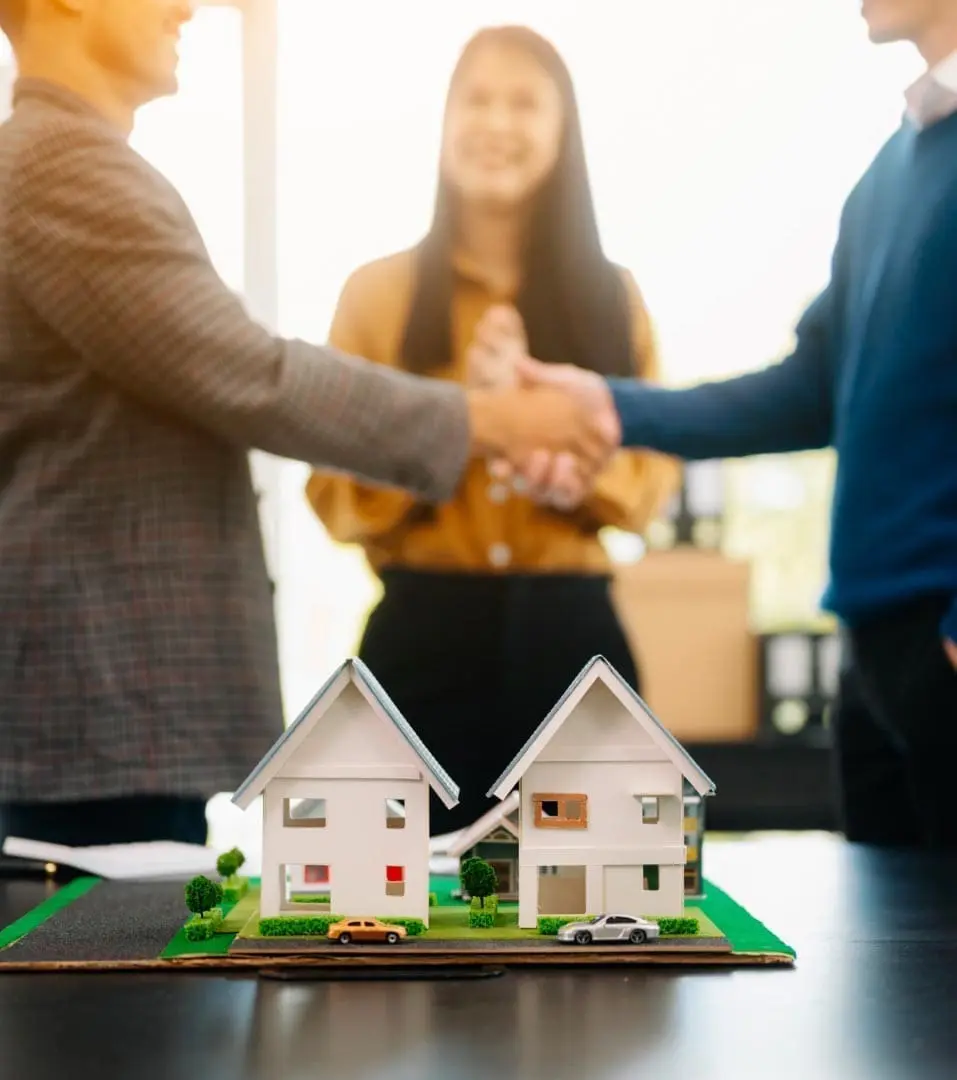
[
  {"left": 232, "top": 657, "right": 459, "bottom": 808},
  {"left": 486, "top": 655, "right": 716, "bottom": 798}
]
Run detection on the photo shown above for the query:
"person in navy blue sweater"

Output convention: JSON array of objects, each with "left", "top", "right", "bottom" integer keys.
[{"left": 495, "top": 0, "right": 957, "bottom": 848}]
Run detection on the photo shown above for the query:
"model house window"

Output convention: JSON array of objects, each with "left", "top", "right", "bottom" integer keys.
[
  {"left": 532, "top": 794, "right": 588, "bottom": 829},
  {"left": 643, "top": 865, "right": 660, "bottom": 891},
  {"left": 304, "top": 865, "right": 329, "bottom": 884},
  {"left": 283, "top": 797, "right": 326, "bottom": 827},
  {"left": 641, "top": 797, "right": 660, "bottom": 825},
  {"left": 385, "top": 865, "right": 405, "bottom": 897},
  {"left": 385, "top": 798, "right": 406, "bottom": 829}
]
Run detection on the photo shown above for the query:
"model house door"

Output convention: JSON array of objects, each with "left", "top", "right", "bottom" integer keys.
[
  {"left": 488, "top": 860, "right": 513, "bottom": 894},
  {"left": 538, "top": 866, "right": 586, "bottom": 915}
]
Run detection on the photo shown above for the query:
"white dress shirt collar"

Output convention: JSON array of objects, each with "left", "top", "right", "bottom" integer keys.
[{"left": 905, "top": 49, "right": 957, "bottom": 128}]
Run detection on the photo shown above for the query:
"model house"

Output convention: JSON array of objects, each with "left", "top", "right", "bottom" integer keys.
[
  {"left": 448, "top": 792, "right": 521, "bottom": 900},
  {"left": 451, "top": 785, "right": 707, "bottom": 902},
  {"left": 486, "top": 655, "right": 715, "bottom": 927},
  {"left": 232, "top": 658, "right": 459, "bottom": 922}
]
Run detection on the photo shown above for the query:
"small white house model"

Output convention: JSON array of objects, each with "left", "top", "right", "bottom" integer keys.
[
  {"left": 232, "top": 658, "right": 459, "bottom": 923},
  {"left": 486, "top": 655, "right": 715, "bottom": 928}
]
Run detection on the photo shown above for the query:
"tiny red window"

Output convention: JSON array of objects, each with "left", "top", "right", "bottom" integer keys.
[
  {"left": 385, "top": 865, "right": 404, "bottom": 883},
  {"left": 304, "top": 865, "right": 329, "bottom": 884}
]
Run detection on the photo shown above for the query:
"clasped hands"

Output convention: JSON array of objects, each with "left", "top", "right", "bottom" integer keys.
[{"left": 467, "top": 305, "right": 619, "bottom": 508}]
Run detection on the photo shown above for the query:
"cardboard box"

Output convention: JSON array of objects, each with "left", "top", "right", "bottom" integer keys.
[{"left": 612, "top": 550, "right": 757, "bottom": 742}]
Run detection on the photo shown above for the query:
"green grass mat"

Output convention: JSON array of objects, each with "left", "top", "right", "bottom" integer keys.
[
  {"left": 219, "top": 889, "right": 260, "bottom": 933},
  {"left": 159, "top": 894, "right": 241, "bottom": 959},
  {"left": 698, "top": 879, "right": 795, "bottom": 957},
  {"left": 0, "top": 872, "right": 794, "bottom": 962},
  {"left": 0, "top": 877, "right": 100, "bottom": 950}
]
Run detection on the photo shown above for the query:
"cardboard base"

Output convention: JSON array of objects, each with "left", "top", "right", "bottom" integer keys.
[{"left": 0, "top": 949, "right": 791, "bottom": 972}]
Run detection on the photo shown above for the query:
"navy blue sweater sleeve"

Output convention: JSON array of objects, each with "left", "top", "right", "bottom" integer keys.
[{"left": 607, "top": 287, "right": 835, "bottom": 460}]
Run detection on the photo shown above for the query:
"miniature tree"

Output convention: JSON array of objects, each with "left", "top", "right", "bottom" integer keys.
[
  {"left": 185, "top": 875, "right": 224, "bottom": 918},
  {"left": 460, "top": 857, "right": 497, "bottom": 908},
  {"left": 216, "top": 850, "right": 239, "bottom": 882},
  {"left": 216, "top": 847, "right": 246, "bottom": 883}
]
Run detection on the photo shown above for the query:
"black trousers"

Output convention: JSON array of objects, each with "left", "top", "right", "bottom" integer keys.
[
  {"left": 0, "top": 795, "right": 208, "bottom": 848},
  {"left": 833, "top": 593, "right": 957, "bottom": 848},
  {"left": 359, "top": 568, "right": 640, "bottom": 834}
]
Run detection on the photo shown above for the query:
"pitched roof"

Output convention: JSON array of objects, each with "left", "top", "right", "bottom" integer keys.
[
  {"left": 232, "top": 657, "right": 460, "bottom": 810},
  {"left": 486, "top": 655, "right": 716, "bottom": 800},
  {"left": 446, "top": 791, "right": 520, "bottom": 859}
]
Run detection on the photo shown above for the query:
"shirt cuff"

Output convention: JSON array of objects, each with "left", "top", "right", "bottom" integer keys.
[
  {"left": 941, "top": 596, "right": 957, "bottom": 642},
  {"left": 606, "top": 377, "right": 658, "bottom": 449}
]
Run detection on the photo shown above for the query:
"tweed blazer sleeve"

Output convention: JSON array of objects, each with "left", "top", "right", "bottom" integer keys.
[{"left": 7, "top": 118, "right": 470, "bottom": 502}]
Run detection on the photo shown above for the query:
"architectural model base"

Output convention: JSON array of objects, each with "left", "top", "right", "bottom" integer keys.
[{"left": 0, "top": 875, "right": 795, "bottom": 971}]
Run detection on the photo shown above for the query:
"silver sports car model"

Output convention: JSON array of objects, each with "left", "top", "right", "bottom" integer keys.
[{"left": 556, "top": 914, "right": 660, "bottom": 945}]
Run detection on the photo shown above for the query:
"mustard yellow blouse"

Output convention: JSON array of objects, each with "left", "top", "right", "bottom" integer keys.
[{"left": 305, "top": 249, "right": 678, "bottom": 574}]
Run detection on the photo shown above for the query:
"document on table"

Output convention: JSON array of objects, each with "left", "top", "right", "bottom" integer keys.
[{"left": 1, "top": 836, "right": 219, "bottom": 880}]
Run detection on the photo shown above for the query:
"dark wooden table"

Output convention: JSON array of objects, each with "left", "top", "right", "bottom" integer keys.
[{"left": 1, "top": 834, "right": 956, "bottom": 1080}]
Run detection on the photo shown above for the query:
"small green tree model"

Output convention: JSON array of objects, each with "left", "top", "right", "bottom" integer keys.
[
  {"left": 215, "top": 847, "right": 246, "bottom": 883},
  {"left": 185, "top": 875, "right": 224, "bottom": 918},
  {"left": 216, "top": 851, "right": 236, "bottom": 881},
  {"left": 460, "top": 857, "right": 497, "bottom": 908}
]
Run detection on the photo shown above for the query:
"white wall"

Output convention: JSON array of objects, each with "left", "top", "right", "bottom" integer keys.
[
  {"left": 519, "top": 761, "right": 683, "bottom": 857},
  {"left": 260, "top": 776, "right": 429, "bottom": 919}
]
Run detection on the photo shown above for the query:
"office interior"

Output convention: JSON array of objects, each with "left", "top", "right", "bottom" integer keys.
[{"left": 0, "top": 0, "right": 923, "bottom": 861}]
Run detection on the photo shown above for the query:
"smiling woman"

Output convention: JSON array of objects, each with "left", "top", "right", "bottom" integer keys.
[{"left": 302, "top": 26, "right": 677, "bottom": 832}]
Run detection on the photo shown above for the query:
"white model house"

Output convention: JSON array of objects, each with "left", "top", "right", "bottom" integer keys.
[
  {"left": 486, "top": 656, "right": 715, "bottom": 928},
  {"left": 232, "top": 658, "right": 459, "bottom": 922},
  {"left": 447, "top": 791, "right": 521, "bottom": 900},
  {"left": 449, "top": 786, "right": 707, "bottom": 902}
]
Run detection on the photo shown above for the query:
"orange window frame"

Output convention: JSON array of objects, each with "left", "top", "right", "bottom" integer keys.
[{"left": 532, "top": 793, "right": 588, "bottom": 829}]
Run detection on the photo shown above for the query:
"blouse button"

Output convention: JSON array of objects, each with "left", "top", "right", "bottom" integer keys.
[{"left": 489, "top": 543, "right": 512, "bottom": 567}]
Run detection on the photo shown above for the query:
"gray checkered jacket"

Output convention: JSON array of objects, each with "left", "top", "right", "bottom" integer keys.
[{"left": 0, "top": 79, "right": 469, "bottom": 803}]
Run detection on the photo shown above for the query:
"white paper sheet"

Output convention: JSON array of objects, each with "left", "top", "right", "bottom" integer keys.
[{"left": 2, "top": 836, "right": 219, "bottom": 880}]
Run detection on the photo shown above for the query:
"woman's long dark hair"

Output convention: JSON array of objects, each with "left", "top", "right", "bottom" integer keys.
[{"left": 400, "top": 26, "right": 636, "bottom": 378}]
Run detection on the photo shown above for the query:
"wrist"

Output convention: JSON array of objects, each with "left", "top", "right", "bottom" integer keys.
[
  {"left": 466, "top": 389, "right": 505, "bottom": 456},
  {"left": 941, "top": 596, "right": 957, "bottom": 643}
]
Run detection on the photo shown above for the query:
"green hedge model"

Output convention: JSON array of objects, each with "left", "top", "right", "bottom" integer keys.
[
  {"left": 258, "top": 914, "right": 427, "bottom": 938},
  {"left": 536, "top": 914, "right": 700, "bottom": 936},
  {"left": 184, "top": 907, "right": 224, "bottom": 941},
  {"left": 380, "top": 917, "right": 426, "bottom": 937},
  {"left": 537, "top": 915, "right": 595, "bottom": 936},
  {"left": 468, "top": 893, "right": 499, "bottom": 928},
  {"left": 656, "top": 917, "right": 699, "bottom": 936},
  {"left": 259, "top": 914, "right": 343, "bottom": 937}
]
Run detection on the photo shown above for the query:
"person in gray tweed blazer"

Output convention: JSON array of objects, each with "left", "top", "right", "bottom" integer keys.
[{"left": 0, "top": 0, "right": 620, "bottom": 846}]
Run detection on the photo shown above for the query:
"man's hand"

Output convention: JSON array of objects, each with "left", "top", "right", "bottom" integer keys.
[
  {"left": 505, "top": 355, "right": 621, "bottom": 500},
  {"left": 945, "top": 638, "right": 957, "bottom": 670},
  {"left": 466, "top": 384, "right": 617, "bottom": 479},
  {"left": 465, "top": 305, "right": 526, "bottom": 389}
]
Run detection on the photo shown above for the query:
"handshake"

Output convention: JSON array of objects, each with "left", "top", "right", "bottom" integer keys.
[{"left": 465, "top": 306, "right": 620, "bottom": 508}]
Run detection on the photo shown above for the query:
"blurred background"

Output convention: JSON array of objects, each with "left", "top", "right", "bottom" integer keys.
[{"left": 0, "top": 0, "right": 923, "bottom": 846}]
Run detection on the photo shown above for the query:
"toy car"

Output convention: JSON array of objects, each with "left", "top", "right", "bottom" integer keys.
[
  {"left": 326, "top": 917, "right": 408, "bottom": 945},
  {"left": 556, "top": 914, "right": 660, "bottom": 945}
]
